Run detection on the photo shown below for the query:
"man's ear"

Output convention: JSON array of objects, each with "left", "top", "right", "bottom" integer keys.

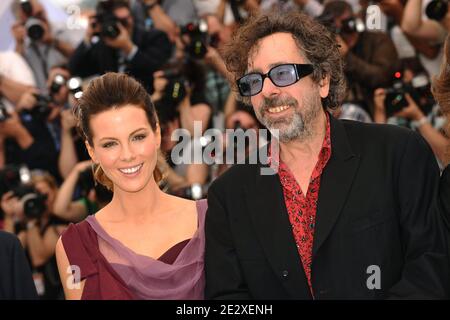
[
  {"left": 85, "top": 140, "right": 97, "bottom": 163},
  {"left": 319, "top": 74, "right": 331, "bottom": 99}
]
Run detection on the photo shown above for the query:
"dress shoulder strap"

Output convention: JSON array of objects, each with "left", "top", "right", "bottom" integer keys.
[{"left": 60, "top": 220, "right": 99, "bottom": 281}]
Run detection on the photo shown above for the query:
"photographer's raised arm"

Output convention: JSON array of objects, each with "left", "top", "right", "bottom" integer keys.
[
  {"left": 178, "top": 96, "right": 211, "bottom": 136},
  {"left": 26, "top": 221, "right": 61, "bottom": 268},
  {"left": 59, "top": 110, "right": 79, "bottom": 178},
  {"left": 401, "top": 0, "right": 447, "bottom": 43},
  {"left": 143, "top": 0, "right": 179, "bottom": 42},
  {"left": 0, "top": 75, "right": 35, "bottom": 106},
  {"left": 53, "top": 161, "right": 92, "bottom": 223},
  {"left": 0, "top": 111, "right": 34, "bottom": 150}
]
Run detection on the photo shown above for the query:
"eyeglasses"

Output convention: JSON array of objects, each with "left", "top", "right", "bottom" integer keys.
[{"left": 236, "top": 63, "right": 314, "bottom": 97}]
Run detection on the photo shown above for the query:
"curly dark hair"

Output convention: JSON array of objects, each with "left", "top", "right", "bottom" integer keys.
[
  {"left": 432, "top": 35, "right": 450, "bottom": 161},
  {"left": 222, "top": 11, "right": 346, "bottom": 110}
]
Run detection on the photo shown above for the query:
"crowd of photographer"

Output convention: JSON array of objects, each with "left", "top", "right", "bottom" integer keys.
[{"left": 0, "top": 0, "right": 449, "bottom": 299}]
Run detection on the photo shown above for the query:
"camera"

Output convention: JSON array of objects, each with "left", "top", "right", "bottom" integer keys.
[
  {"left": 0, "top": 99, "right": 10, "bottom": 122},
  {"left": 93, "top": 0, "right": 129, "bottom": 39},
  {"left": 154, "top": 68, "right": 190, "bottom": 124},
  {"left": 384, "top": 72, "right": 436, "bottom": 117},
  {"left": 50, "top": 75, "right": 83, "bottom": 99},
  {"left": 0, "top": 165, "right": 47, "bottom": 220},
  {"left": 180, "top": 20, "right": 210, "bottom": 59},
  {"left": 384, "top": 83, "right": 409, "bottom": 117},
  {"left": 162, "top": 69, "right": 189, "bottom": 105},
  {"left": 20, "top": 0, "right": 46, "bottom": 42},
  {"left": 21, "top": 93, "right": 52, "bottom": 120},
  {"left": 77, "top": 167, "right": 113, "bottom": 204},
  {"left": 77, "top": 168, "right": 95, "bottom": 198},
  {"left": 13, "top": 185, "right": 48, "bottom": 220},
  {"left": 0, "top": 165, "right": 31, "bottom": 199},
  {"left": 317, "top": 14, "right": 365, "bottom": 35},
  {"left": 425, "top": 0, "right": 448, "bottom": 21}
]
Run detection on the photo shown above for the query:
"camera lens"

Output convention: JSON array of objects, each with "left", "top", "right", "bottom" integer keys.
[
  {"left": 426, "top": 0, "right": 448, "bottom": 21},
  {"left": 25, "top": 17, "right": 45, "bottom": 41}
]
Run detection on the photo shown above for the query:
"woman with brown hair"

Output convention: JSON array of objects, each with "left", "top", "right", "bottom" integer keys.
[
  {"left": 55, "top": 73, "right": 206, "bottom": 299},
  {"left": 432, "top": 35, "right": 450, "bottom": 236}
]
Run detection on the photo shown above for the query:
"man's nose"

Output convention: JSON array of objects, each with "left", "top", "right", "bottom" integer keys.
[{"left": 260, "top": 76, "right": 281, "bottom": 98}]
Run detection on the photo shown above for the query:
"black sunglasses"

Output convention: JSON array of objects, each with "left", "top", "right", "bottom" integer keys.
[{"left": 237, "top": 63, "right": 314, "bottom": 97}]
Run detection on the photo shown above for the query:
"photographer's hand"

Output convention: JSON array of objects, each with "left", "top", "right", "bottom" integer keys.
[
  {"left": 0, "top": 110, "right": 33, "bottom": 149},
  {"left": 61, "top": 109, "right": 77, "bottom": 133},
  {"left": 336, "top": 35, "right": 349, "bottom": 57},
  {"left": 53, "top": 160, "right": 92, "bottom": 222},
  {"left": 16, "top": 89, "right": 39, "bottom": 113},
  {"left": 373, "top": 88, "right": 387, "bottom": 124},
  {"left": 151, "top": 71, "right": 168, "bottom": 101},
  {"left": 103, "top": 23, "right": 134, "bottom": 55},
  {"left": 394, "top": 93, "right": 424, "bottom": 121},
  {"left": 204, "top": 46, "right": 231, "bottom": 80},
  {"left": 11, "top": 22, "right": 26, "bottom": 54},
  {"left": 0, "top": 191, "right": 23, "bottom": 234}
]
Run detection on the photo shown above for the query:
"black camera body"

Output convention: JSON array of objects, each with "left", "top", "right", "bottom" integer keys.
[
  {"left": 163, "top": 69, "right": 189, "bottom": 105},
  {"left": 0, "top": 165, "right": 45, "bottom": 220},
  {"left": 318, "top": 14, "right": 365, "bottom": 35},
  {"left": 93, "top": 0, "right": 130, "bottom": 39},
  {"left": 77, "top": 168, "right": 95, "bottom": 198},
  {"left": 384, "top": 73, "right": 436, "bottom": 117},
  {"left": 0, "top": 165, "right": 28, "bottom": 198},
  {"left": 384, "top": 82, "right": 409, "bottom": 117},
  {"left": 21, "top": 94, "right": 52, "bottom": 120},
  {"left": 180, "top": 20, "right": 210, "bottom": 59},
  {"left": 154, "top": 69, "right": 189, "bottom": 124},
  {"left": 13, "top": 185, "right": 48, "bottom": 220},
  {"left": 76, "top": 167, "right": 113, "bottom": 204}
]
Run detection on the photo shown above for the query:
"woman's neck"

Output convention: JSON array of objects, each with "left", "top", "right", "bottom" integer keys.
[{"left": 107, "top": 179, "right": 168, "bottom": 224}]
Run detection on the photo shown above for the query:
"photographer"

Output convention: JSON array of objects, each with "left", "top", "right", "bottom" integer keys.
[
  {"left": 43, "top": 67, "right": 90, "bottom": 178},
  {"left": 373, "top": 58, "right": 449, "bottom": 165},
  {"left": 318, "top": 0, "right": 399, "bottom": 116},
  {"left": 53, "top": 161, "right": 112, "bottom": 223},
  {"left": 1, "top": 85, "right": 63, "bottom": 181},
  {"left": 1, "top": 171, "right": 68, "bottom": 299},
  {"left": 69, "top": 0, "right": 172, "bottom": 93},
  {"left": 10, "top": 0, "right": 74, "bottom": 91},
  {"left": 152, "top": 59, "right": 212, "bottom": 195}
]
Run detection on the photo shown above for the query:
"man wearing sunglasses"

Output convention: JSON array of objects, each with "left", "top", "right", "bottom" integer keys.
[{"left": 205, "top": 11, "right": 449, "bottom": 299}]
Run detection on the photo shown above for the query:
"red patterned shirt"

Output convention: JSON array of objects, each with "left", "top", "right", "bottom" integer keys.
[{"left": 277, "top": 114, "right": 331, "bottom": 295}]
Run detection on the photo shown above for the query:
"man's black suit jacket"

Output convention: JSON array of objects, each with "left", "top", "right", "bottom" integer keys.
[
  {"left": 205, "top": 115, "right": 450, "bottom": 299},
  {"left": 69, "top": 26, "right": 172, "bottom": 92},
  {"left": 0, "top": 231, "right": 38, "bottom": 299}
]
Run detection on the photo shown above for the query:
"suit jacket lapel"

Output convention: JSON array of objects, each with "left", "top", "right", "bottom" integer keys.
[
  {"left": 312, "top": 116, "right": 360, "bottom": 258},
  {"left": 245, "top": 166, "right": 313, "bottom": 299}
]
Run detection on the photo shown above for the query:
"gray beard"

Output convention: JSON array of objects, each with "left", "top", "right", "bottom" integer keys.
[{"left": 255, "top": 93, "right": 321, "bottom": 143}]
